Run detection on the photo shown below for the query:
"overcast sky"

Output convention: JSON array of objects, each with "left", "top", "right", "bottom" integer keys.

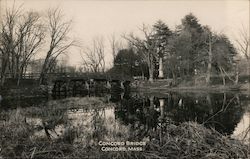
[{"left": 2, "top": 0, "right": 250, "bottom": 67}]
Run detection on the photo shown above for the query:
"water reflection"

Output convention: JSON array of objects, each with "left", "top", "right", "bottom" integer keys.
[
  {"left": 0, "top": 91, "right": 249, "bottom": 143},
  {"left": 114, "top": 92, "right": 249, "bottom": 138},
  {"left": 26, "top": 107, "right": 131, "bottom": 147}
]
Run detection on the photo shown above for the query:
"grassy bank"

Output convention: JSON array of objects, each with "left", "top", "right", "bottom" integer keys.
[
  {"left": 0, "top": 97, "right": 249, "bottom": 159},
  {"left": 135, "top": 79, "right": 250, "bottom": 93},
  {"left": 1, "top": 118, "right": 249, "bottom": 158}
]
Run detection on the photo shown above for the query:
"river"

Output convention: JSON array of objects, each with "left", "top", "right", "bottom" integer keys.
[{"left": 0, "top": 90, "right": 249, "bottom": 144}]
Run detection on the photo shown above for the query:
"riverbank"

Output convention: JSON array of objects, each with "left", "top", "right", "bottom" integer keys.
[
  {"left": 0, "top": 97, "right": 249, "bottom": 159},
  {"left": 135, "top": 80, "right": 250, "bottom": 94},
  {"left": 1, "top": 118, "right": 249, "bottom": 158}
]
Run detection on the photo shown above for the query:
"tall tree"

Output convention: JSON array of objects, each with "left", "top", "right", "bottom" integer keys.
[
  {"left": 153, "top": 20, "right": 172, "bottom": 55},
  {"left": 0, "top": 7, "right": 44, "bottom": 86},
  {"left": 178, "top": 13, "right": 204, "bottom": 76},
  {"left": 167, "top": 30, "right": 193, "bottom": 80},
  {"left": 0, "top": 7, "right": 19, "bottom": 86},
  {"left": 201, "top": 26, "right": 218, "bottom": 85},
  {"left": 124, "top": 24, "right": 159, "bottom": 82},
  {"left": 16, "top": 11, "right": 45, "bottom": 85},
  {"left": 213, "top": 35, "right": 237, "bottom": 85},
  {"left": 152, "top": 20, "right": 172, "bottom": 78},
  {"left": 39, "top": 8, "right": 75, "bottom": 84}
]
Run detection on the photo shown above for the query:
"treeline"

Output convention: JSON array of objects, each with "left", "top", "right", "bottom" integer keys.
[
  {"left": 0, "top": 7, "right": 74, "bottom": 86},
  {"left": 110, "top": 13, "right": 249, "bottom": 85}
]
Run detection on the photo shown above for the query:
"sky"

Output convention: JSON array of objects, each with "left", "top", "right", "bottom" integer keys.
[{"left": 1, "top": 0, "right": 249, "bottom": 68}]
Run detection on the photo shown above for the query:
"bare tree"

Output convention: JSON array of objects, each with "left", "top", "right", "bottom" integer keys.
[
  {"left": 202, "top": 27, "right": 218, "bottom": 85},
  {"left": 39, "top": 8, "right": 75, "bottom": 84},
  {"left": 0, "top": 7, "right": 20, "bottom": 86},
  {"left": 202, "top": 27, "right": 236, "bottom": 86},
  {"left": 123, "top": 24, "right": 158, "bottom": 82},
  {"left": 80, "top": 37, "right": 106, "bottom": 73},
  {"left": 16, "top": 12, "right": 45, "bottom": 85},
  {"left": 0, "top": 6, "right": 44, "bottom": 86},
  {"left": 0, "top": 10, "right": 13, "bottom": 85},
  {"left": 235, "top": 25, "right": 250, "bottom": 81},
  {"left": 236, "top": 25, "right": 250, "bottom": 61}
]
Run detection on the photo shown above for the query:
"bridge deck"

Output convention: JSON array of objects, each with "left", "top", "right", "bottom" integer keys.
[
  {"left": 51, "top": 74, "right": 131, "bottom": 98},
  {"left": 53, "top": 73, "right": 133, "bottom": 82}
]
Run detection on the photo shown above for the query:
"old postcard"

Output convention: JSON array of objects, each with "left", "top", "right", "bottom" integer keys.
[{"left": 0, "top": 0, "right": 249, "bottom": 158}]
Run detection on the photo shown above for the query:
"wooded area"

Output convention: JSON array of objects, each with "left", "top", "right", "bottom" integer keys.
[
  {"left": 0, "top": 7, "right": 74, "bottom": 86},
  {"left": 112, "top": 14, "right": 249, "bottom": 85}
]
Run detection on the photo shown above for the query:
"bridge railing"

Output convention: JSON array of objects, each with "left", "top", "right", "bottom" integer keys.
[{"left": 4, "top": 72, "right": 134, "bottom": 82}]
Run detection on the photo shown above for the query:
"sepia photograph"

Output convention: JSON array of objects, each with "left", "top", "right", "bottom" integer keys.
[{"left": 0, "top": 0, "right": 249, "bottom": 158}]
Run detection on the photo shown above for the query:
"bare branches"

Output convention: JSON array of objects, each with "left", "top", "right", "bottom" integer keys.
[
  {"left": 17, "top": 11, "right": 45, "bottom": 61},
  {"left": 0, "top": 6, "right": 75, "bottom": 85},
  {"left": 39, "top": 8, "right": 75, "bottom": 84},
  {"left": 0, "top": 6, "right": 45, "bottom": 85},
  {"left": 123, "top": 24, "right": 158, "bottom": 82},
  {"left": 16, "top": 11, "right": 45, "bottom": 85},
  {"left": 235, "top": 25, "right": 250, "bottom": 60},
  {"left": 80, "top": 37, "right": 106, "bottom": 73},
  {"left": 46, "top": 8, "right": 73, "bottom": 56}
]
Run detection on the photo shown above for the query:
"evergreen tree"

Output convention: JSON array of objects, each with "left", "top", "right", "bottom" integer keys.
[
  {"left": 179, "top": 13, "right": 204, "bottom": 76},
  {"left": 109, "top": 48, "right": 148, "bottom": 78},
  {"left": 153, "top": 20, "right": 172, "bottom": 57},
  {"left": 152, "top": 20, "right": 172, "bottom": 78}
]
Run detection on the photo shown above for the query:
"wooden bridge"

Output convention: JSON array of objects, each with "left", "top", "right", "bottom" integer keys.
[{"left": 51, "top": 73, "right": 133, "bottom": 98}]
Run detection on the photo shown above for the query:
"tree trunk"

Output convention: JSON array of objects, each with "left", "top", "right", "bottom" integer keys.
[
  {"left": 206, "top": 34, "right": 212, "bottom": 85},
  {"left": 222, "top": 75, "right": 226, "bottom": 86},
  {"left": 15, "top": 55, "right": 20, "bottom": 79},
  {"left": 17, "top": 72, "right": 21, "bottom": 87},
  {"left": 234, "top": 63, "right": 239, "bottom": 85},
  {"left": 219, "top": 67, "right": 226, "bottom": 85},
  {"left": 172, "top": 70, "right": 176, "bottom": 86},
  {"left": 147, "top": 52, "right": 154, "bottom": 83},
  {"left": 1, "top": 56, "right": 8, "bottom": 87},
  {"left": 17, "top": 65, "right": 25, "bottom": 86},
  {"left": 11, "top": 52, "right": 15, "bottom": 78},
  {"left": 0, "top": 75, "right": 5, "bottom": 87},
  {"left": 141, "top": 66, "right": 145, "bottom": 80},
  {"left": 39, "top": 57, "right": 50, "bottom": 85}
]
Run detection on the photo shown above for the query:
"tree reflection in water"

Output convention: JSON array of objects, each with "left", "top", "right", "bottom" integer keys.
[{"left": 114, "top": 92, "right": 249, "bottom": 140}]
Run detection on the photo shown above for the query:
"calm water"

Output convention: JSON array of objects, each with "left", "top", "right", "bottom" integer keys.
[{"left": 0, "top": 91, "right": 250, "bottom": 143}]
